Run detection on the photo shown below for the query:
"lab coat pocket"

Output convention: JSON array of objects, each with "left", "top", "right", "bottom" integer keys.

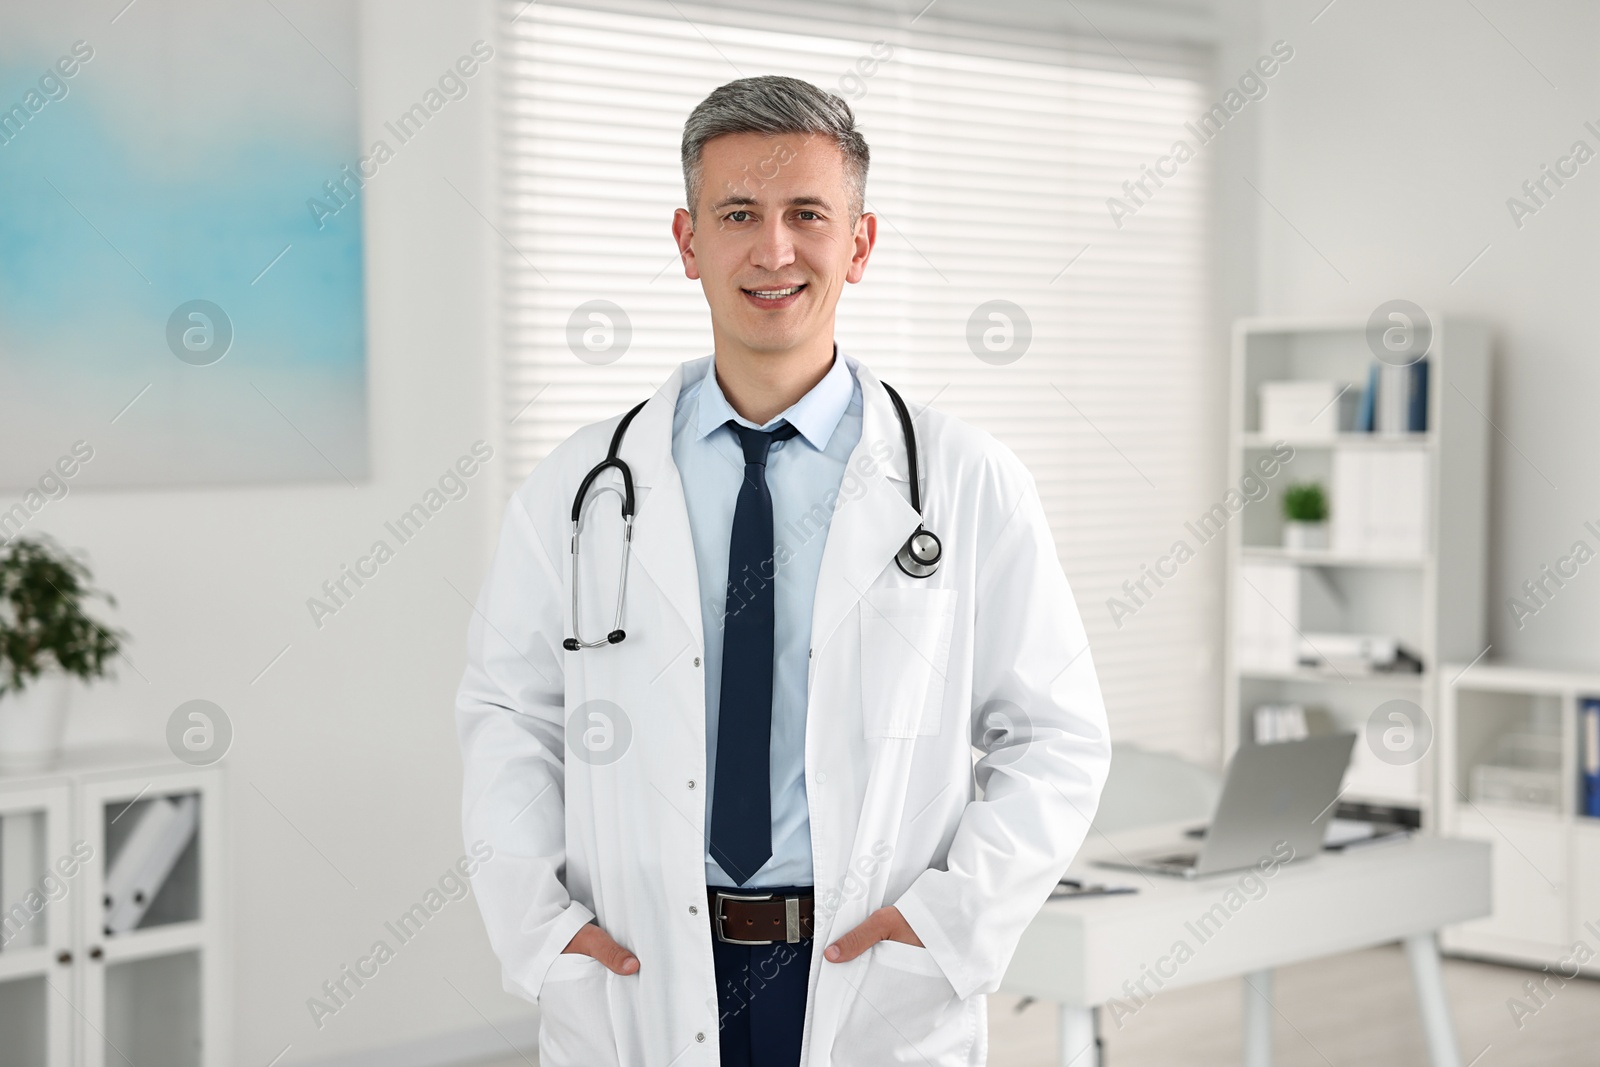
[
  {"left": 859, "top": 586, "right": 957, "bottom": 738},
  {"left": 537, "top": 953, "right": 622, "bottom": 1067},
  {"left": 833, "top": 940, "right": 974, "bottom": 1065}
]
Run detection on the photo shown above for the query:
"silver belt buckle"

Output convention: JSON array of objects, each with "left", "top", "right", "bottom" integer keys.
[{"left": 713, "top": 890, "right": 782, "bottom": 946}]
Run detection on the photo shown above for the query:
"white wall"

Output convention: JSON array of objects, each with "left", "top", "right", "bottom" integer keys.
[
  {"left": 1251, "top": 0, "right": 1600, "bottom": 670},
  {"left": 29, "top": 1, "right": 534, "bottom": 1062}
]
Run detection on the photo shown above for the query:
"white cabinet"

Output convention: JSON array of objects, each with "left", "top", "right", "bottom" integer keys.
[
  {"left": 1439, "top": 665, "right": 1600, "bottom": 974},
  {"left": 1450, "top": 807, "right": 1566, "bottom": 956},
  {"left": 0, "top": 748, "right": 226, "bottom": 1067},
  {"left": 1573, "top": 822, "right": 1600, "bottom": 977}
]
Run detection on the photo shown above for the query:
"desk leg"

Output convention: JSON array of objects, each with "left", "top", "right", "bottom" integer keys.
[
  {"left": 1242, "top": 969, "right": 1273, "bottom": 1067},
  {"left": 1405, "top": 931, "right": 1463, "bottom": 1067},
  {"left": 1059, "top": 1005, "right": 1100, "bottom": 1067}
]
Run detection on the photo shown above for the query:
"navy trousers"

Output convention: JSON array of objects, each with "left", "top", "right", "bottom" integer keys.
[{"left": 709, "top": 884, "right": 814, "bottom": 1067}]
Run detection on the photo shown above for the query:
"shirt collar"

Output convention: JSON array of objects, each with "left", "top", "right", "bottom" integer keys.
[{"left": 693, "top": 342, "right": 855, "bottom": 451}]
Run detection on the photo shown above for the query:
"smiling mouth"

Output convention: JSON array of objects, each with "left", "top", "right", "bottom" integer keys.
[{"left": 742, "top": 284, "right": 807, "bottom": 301}]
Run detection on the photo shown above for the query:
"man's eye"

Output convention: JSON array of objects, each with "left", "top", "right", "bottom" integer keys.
[
  {"left": 726, "top": 210, "right": 751, "bottom": 223},
  {"left": 798, "top": 210, "right": 821, "bottom": 221}
]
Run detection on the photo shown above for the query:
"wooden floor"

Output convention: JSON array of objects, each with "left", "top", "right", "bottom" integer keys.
[{"left": 483, "top": 944, "right": 1600, "bottom": 1066}]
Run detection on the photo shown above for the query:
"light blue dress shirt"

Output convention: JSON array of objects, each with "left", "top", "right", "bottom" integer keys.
[{"left": 672, "top": 345, "right": 862, "bottom": 889}]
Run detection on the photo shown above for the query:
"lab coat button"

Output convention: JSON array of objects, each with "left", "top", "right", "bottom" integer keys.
[
  {"left": 694, "top": 656, "right": 701, "bottom": 667},
  {"left": 689, "top": 904, "right": 699, "bottom": 914},
  {"left": 816, "top": 771, "right": 827, "bottom": 784},
  {"left": 688, "top": 779, "right": 697, "bottom": 789},
  {"left": 696, "top": 1032, "right": 706, "bottom": 1042}
]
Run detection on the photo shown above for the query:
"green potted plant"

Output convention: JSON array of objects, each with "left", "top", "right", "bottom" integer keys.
[
  {"left": 1282, "top": 482, "right": 1329, "bottom": 551},
  {"left": 0, "top": 537, "right": 126, "bottom": 771}
]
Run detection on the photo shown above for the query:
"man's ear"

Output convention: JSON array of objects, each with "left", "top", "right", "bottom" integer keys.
[
  {"left": 671, "top": 207, "right": 701, "bottom": 280},
  {"left": 846, "top": 211, "right": 877, "bottom": 284}
]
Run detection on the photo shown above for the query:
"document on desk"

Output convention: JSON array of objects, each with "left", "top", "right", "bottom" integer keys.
[
  {"left": 1051, "top": 878, "right": 1138, "bottom": 899},
  {"left": 1322, "top": 817, "right": 1412, "bottom": 851}
]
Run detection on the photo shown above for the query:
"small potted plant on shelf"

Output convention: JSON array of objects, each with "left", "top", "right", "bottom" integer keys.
[
  {"left": 0, "top": 536, "right": 126, "bottom": 771},
  {"left": 1282, "top": 482, "right": 1329, "bottom": 551}
]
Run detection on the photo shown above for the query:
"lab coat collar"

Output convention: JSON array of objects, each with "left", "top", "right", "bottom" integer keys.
[
  {"left": 628, "top": 348, "right": 910, "bottom": 489},
  {"left": 837, "top": 350, "right": 913, "bottom": 487},
  {"left": 807, "top": 353, "right": 921, "bottom": 655},
  {"left": 622, "top": 348, "right": 920, "bottom": 658},
  {"left": 621, "top": 359, "right": 690, "bottom": 492}
]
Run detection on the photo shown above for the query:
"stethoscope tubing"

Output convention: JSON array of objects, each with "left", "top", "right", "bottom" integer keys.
[{"left": 565, "top": 377, "right": 939, "bottom": 650}]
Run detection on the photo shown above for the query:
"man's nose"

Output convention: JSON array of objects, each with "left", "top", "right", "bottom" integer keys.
[{"left": 750, "top": 218, "right": 798, "bottom": 271}]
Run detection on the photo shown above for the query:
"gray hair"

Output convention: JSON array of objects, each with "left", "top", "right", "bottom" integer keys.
[{"left": 680, "top": 75, "right": 870, "bottom": 226}]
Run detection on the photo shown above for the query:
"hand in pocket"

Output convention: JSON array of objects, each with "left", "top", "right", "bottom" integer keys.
[{"left": 561, "top": 920, "right": 640, "bottom": 975}]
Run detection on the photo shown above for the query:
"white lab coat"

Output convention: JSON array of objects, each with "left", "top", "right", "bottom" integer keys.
[{"left": 455, "top": 352, "right": 1111, "bottom": 1066}]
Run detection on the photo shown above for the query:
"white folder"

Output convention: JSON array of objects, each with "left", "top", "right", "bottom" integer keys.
[{"left": 103, "top": 795, "right": 198, "bottom": 934}]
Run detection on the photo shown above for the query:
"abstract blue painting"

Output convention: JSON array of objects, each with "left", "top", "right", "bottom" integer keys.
[{"left": 0, "top": 0, "right": 368, "bottom": 489}]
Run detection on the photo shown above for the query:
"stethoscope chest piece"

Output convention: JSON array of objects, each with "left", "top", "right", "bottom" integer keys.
[
  {"left": 881, "top": 381, "right": 941, "bottom": 581},
  {"left": 895, "top": 526, "right": 942, "bottom": 578}
]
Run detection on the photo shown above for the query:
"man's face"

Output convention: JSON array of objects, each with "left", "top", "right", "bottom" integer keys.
[{"left": 673, "top": 131, "right": 875, "bottom": 356}]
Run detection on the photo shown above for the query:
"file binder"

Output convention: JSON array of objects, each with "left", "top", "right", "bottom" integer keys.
[
  {"left": 103, "top": 794, "right": 198, "bottom": 934},
  {"left": 1582, "top": 698, "right": 1600, "bottom": 818}
]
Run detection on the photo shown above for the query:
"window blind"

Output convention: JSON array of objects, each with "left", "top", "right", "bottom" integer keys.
[{"left": 496, "top": 0, "right": 1218, "bottom": 759}]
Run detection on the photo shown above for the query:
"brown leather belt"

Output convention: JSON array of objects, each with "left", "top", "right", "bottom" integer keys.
[{"left": 708, "top": 887, "right": 815, "bottom": 945}]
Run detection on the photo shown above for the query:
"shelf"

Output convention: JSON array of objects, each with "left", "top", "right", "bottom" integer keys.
[
  {"left": 0, "top": 745, "right": 178, "bottom": 785},
  {"left": 1239, "top": 667, "right": 1426, "bottom": 688},
  {"left": 1340, "top": 789, "right": 1431, "bottom": 812},
  {"left": 1239, "top": 432, "right": 1432, "bottom": 449},
  {"left": 1234, "top": 316, "right": 1369, "bottom": 335},
  {"left": 0, "top": 947, "right": 54, "bottom": 983},
  {"left": 1241, "top": 546, "right": 1425, "bottom": 568},
  {"left": 101, "top": 921, "right": 209, "bottom": 961},
  {"left": 1441, "top": 661, "right": 1600, "bottom": 695},
  {"left": 1454, "top": 800, "right": 1565, "bottom": 824}
]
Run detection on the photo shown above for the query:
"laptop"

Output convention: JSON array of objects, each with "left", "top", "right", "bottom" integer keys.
[{"left": 1095, "top": 733, "right": 1357, "bottom": 879}]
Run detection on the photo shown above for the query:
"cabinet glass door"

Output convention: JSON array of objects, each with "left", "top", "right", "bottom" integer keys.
[
  {"left": 0, "top": 784, "right": 74, "bottom": 1067},
  {"left": 80, "top": 772, "right": 218, "bottom": 1067},
  {"left": 100, "top": 789, "right": 202, "bottom": 935},
  {"left": 0, "top": 973, "right": 52, "bottom": 1065},
  {"left": 102, "top": 949, "right": 203, "bottom": 1067}
]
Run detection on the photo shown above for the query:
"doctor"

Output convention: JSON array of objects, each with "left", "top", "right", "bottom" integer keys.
[{"left": 455, "top": 75, "right": 1111, "bottom": 1067}]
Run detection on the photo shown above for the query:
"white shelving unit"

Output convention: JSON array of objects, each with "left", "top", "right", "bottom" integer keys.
[
  {"left": 1223, "top": 317, "right": 1492, "bottom": 826},
  {"left": 0, "top": 746, "right": 226, "bottom": 1066},
  {"left": 1438, "top": 663, "right": 1600, "bottom": 974}
]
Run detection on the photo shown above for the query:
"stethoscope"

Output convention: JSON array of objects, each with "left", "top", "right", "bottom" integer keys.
[{"left": 562, "top": 380, "right": 942, "bottom": 651}]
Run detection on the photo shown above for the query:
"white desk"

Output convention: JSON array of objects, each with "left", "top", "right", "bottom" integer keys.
[{"left": 999, "top": 823, "right": 1491, "bottom": 1067}]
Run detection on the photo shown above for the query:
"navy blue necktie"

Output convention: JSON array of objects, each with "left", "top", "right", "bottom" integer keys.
[{"left": 709, "top": 418, "right": 800, "bottom": 886}]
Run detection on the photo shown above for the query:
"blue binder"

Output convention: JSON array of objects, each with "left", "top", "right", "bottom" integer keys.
[
  {"left": 1407, "top": 359, "right": 1430, "bottom": 433},
  {"left": 1582, "top": 698, "right": 1600, "bottom": 818},
  {"left": 1357, "top": 363, "right": 1377, "bottom": 433}
]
